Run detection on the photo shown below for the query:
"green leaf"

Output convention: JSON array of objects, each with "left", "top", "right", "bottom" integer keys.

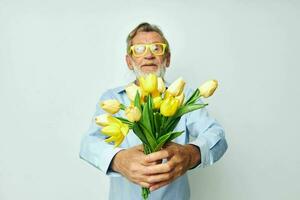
[
  {"left": 141, "top": 99, "right": 152, "bottom": 134},
  {"left": 143, "top": 143, "right": 152, "bottom": 154},
  {"left": 115, "top": 117, "right": 133, "bottom": 127},
  {"left": 138, "top": 122, "right": 157, "bottom": 151},
  {"left": 154, "top": 131, "right": 184, "bottom": 151},
  {"left": 162, "top": 117, "right": 174, "bottom": 132},
  {"left": 164, "top": 117, "right": 181, "bottom": 133},
  {"left": 184, "top": 89, "right": 200, "bottom": 105},
  {"left": 154, "top": 134, "right": 172, "bottom": 151},
  {"left": 160, "top": 115, "right": 167, "bottom": 134},
  {"left": 166, "top": 130, "right": 184, "bottom": 142},
  {"left": 147, "top": 95, "right": 155, "bottom": 134},
  {"left": 132, "top": 123, "right": 149, "bottom": 146},
  {"left": 153, "top": 112, "right": 162, "bottom": 138},
  {"left": 174, "top": 103, "right": 208, "bottom": 118},
  {"left": 134, "top": 91, "right": 142, "bottom": 111}
]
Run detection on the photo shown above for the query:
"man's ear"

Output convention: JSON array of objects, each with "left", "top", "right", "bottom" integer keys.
[
  {"left": 126, "top": 54, "right": 133, "bottom": 70},
  {"left": 165, "top": 52, "right": 171, "bottom": 68}
]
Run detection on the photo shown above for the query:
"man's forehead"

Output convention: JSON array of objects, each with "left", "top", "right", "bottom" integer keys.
[{"left": 131, "top": 31, "right": 164, "bottom": 44}]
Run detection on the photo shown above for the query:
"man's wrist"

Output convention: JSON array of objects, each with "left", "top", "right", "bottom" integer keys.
[
  {"left": 110, "top": 150, "right": 124, "bottom": 173},
  {"left": 185, "top": 144, "right": 201, "bottom": 169}
]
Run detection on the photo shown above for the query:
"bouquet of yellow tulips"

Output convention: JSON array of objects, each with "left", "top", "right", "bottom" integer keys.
[{"left": 95, "top": 74, "right": 218, "bottom": 200}]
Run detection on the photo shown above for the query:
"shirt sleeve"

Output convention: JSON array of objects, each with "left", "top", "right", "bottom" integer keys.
[
  {"left": 186, "top": 91, "right": 228, "bottom": 169},
  {"left": 79, "top": 90, "right": 125, "bottom": 177}
]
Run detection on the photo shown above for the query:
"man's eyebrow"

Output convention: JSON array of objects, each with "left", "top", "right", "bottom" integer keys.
[{"left": 132, "top": 41, "right": 164, "bottom": 45}]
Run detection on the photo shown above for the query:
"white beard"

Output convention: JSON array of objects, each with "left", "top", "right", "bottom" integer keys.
[{"left": 131, "top": 60, "right": 167, "bottom": 79}]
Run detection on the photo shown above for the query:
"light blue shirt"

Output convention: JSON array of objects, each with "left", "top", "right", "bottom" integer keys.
[{"left": 79, "top": 81, "right": 228, "bottom": 200}]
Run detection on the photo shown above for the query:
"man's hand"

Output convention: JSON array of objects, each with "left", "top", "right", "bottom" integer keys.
[
  {"left": 144, "top": 142, "right": 201, "bottom": 192},
  {"left": 111, "top": 145, "right": 159, "bottom": 188},
  {"left": 111, "top": 143, "right": 201, "bottom": 191}
]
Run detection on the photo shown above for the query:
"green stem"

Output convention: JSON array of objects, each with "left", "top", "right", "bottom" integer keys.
[
  {"left": 120, "top": 104, "right": 126, "bottom": 110},
  {"left": 141, "top": 144, "right": 152, "bottom": 199},
  {"left": 142, "top": 187, "right": 150, "bottom": 200}
]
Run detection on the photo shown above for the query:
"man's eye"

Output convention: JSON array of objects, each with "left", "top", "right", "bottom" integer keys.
[
  {"left": 150, "top": 45, "right": 159, "bottom": 52},
  {"left": 135, "top": 46, "right": 145, "bottom": 53}
]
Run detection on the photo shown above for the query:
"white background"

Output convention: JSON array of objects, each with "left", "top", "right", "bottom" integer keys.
[{"left": 1, "top": 0, "right": 299, "bottom": 199}]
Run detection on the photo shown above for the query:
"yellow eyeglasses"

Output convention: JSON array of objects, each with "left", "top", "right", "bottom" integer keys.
[{"left": 129, "top": 43, "right": 167, "bottom": 57}]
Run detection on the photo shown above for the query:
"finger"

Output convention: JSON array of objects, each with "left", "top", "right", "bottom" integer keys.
[
  {"left": 146, "top": 171, "right": 174, "bottom": 184},
  {"left": 164, "top": 141, "right": 175, "bottom": 147},
  {"left": 142, "top": 158, "right": 163, "bottom": 166},
  {"left": 135, "top": 144, "right": 144, "bottom": 151},
  {"left": 138, "top": 181, "right": 151, "bottom": 188},
  {"left": 143, "top": 162, "right": 175, "bottom": 175},
  {"left": 149, "top": 180, "right": 171, "bottom": 192},
  {"left": 145, "top": 150, "right": 171, "bottom": 163},
  {"left": 143, "top": 161, "right": 161, "bottom": 166}
]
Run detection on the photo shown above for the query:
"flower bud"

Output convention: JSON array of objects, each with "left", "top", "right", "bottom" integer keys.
[
  {"left": 139, "top": 73, "right": 158, "bottom": 94},
  {"left": 125, "top": 83, "right": 142, "bottom": 102},
  {"left": 199, "top": 80, "right": 218, "bottom": 98},
  {"left": 101, "top": 119, "right": 129, "bottom": 147},
  {"left": 175, "top": 92, "right": 185, "bottom": 105},
  {"left": 125, "top": 105, "right": 141, "bottom": 122},
  {"left": 166, "top": 77, "right": 185, "bottom": 96},
  {"left": 95, "top": 113, "right": 111, "bottom": 126},
  {"left": 100, "top": 99, "right": 121, "bottom": 114},
  {"left": 157, "top": 77, "right": 166, "bottom": 93},
  {"left": 160, "top": 96, "right": 180, "bottom": 117},
  {"left": 151, "top": 90, "right": 160, "bottom": 98},
  {"left": 153, "top": 96, "right": 163, "bottom": 110}
]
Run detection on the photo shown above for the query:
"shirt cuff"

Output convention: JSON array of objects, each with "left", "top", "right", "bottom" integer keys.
[
  {"left": 101, "top": 147, "right": 125, "bottom": 177},
  {"left": 188, "top": 134, "right": 221, "bottom": 168},
  {"left": 188, "top": 135, "right": 208, "bottom": 168}
]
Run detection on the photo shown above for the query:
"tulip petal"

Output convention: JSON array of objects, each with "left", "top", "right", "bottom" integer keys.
[
  {"left": 107, "top": 116, "right": 123, "bottom": 126},
  {"left": 95, "top": 113, "right": 111, "bottom": 126},
  {"left": 121, "top": 124, "right": 129, "bottom": 136},
  {"left": 104, "top": 136, "right": 118, "bottom": 143},
  {"left": 100, "top": 99, "right": 121, "bottom": 114},
  {"left": 101, "top": 124, "right": 121, "bottom": 136},
  {"left": 114, "top": 135, "right": 124, "bottom": 147},
  {"left": 166, "top": 77, "right": 185, "bottom": 96}
]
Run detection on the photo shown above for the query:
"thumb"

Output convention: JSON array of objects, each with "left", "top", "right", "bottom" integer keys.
[{"left": 135, "top": 144, "right": 144, "bottom": 151}]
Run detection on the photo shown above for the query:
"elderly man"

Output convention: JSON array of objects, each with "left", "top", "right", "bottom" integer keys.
[{"left": 79, "top": 22, "right": 228, "bottom": 200}]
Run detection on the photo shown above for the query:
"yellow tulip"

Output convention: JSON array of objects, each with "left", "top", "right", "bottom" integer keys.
[
  {"left": 199, "top": 80, "right": 218, "bottom": 98},
  {"left": 163, "top": 91, "right": 172, "bottom": 99},
  {"left": 160, "top": 96, "right": 180, "bottom": 117},
  {"left": 166, "top": 77, "right": 185, "bottom": 96},
  {"left": 106, "top": 115, "right": 123, "bottom": 126},
  {"left": 175, "top": 92, "right": 185, "bottom": 105},
  {"left": 101, "top": 117, "right": 129, "bottom": 147},
  {"left": 100, "top": 99, "right": 121, "bottom": 114},
  {"left": 125, "top": 83, "right": 142, "bottom": 102},
  {"left": 157, "top": 77, "right": 166, "bottom": 93},
  {"left": 101, "top": 124, "right": 121, "bottom": 136},
  {"left": 105, "top": 134, "right": 125, "bottom": 147},
  {"left": 151, "top": 90, "right": 160, "bottom": 98},
  {"left": 95, "top": 113, "right": 111, "bottom": 126},
  {"left": 138, "top": 73, "right": 157, "bottom": 94},
  {"left": 120, "top": 125, "right": 129, "bottom": 137},
  {"left": 125, "top": 105, "right": 141, "bottom": 122},
  {"left": 103, "top": 125, "right": 128, "bottom": 147},
  {"left": 153, "top": 96, "right": 162, "bottom": 110}
]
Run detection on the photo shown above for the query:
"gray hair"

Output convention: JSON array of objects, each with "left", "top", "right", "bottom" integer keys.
[{"left": 126, "top": 22, "right": 170, "bottom": 55}]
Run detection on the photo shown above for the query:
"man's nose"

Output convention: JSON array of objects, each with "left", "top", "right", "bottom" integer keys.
[{"left": 144, "top": 48, "right": 155, "bottom": 59}]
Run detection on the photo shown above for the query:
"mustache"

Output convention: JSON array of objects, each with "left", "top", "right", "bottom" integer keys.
[
  {"left": 132, "top": 64, "right": 166, "bottom": 78},
  {"left": 141, "top": 63, "right": 157, "bottom": 67}
]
